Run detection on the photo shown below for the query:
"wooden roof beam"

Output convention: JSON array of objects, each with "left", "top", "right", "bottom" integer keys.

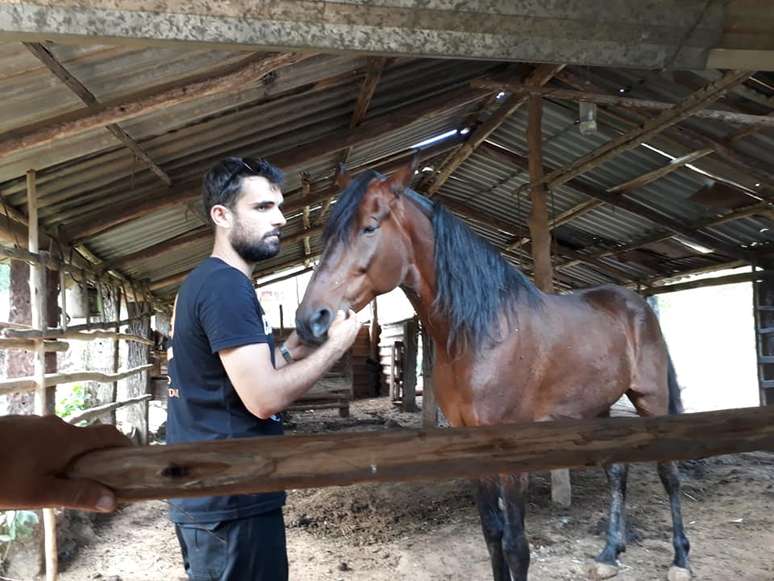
[
  {"left": 0, "top": 52, "right": 314, "bottom": 159},
  {"left": 479, "top": 142, "right": 752, "bottom": 263},
  {"left": 471, "top": 81, "right": 774, "bottom": 128},
  {"left": 544, "top": 70, "right": 753, "bottom": 191},
  {"left": 426, "top": 64, "right": 563, "bottom": 197},
  {"left": 556, "top": 69, "right": 774, "bottom": 192},
  {"left": 62, "top": 85, "right": 487, "bottom": 242},
  {"left": 554, "top": 200, "right": 774, "bottom": 273},
  {"left": 23, "top": 42, "right": 172, "bottom": 186}
]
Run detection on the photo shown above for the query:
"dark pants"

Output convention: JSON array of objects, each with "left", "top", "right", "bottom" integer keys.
[{"left": 174, "top": 509, "right": 288, "bottom": 581}]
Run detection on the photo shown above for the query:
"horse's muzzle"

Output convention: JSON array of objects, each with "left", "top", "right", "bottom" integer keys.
[{"left": 295, "top": 307, "right": 333, "bottom": 346}]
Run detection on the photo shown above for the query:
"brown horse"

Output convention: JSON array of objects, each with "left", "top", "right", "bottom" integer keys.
[{"left": 295, "top": 162, "right": 691, "bottom": 581}]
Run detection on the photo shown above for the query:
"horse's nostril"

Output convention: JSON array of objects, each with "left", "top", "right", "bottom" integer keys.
[{"left": 310, "top": 308, "right": 332, "bottom": 338}]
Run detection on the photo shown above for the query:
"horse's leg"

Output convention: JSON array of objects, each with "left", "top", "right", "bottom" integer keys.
[
  {"left": 499, "top": 473, "right": 530, "bottom": 581},
  {"left": 589, "top": 463, "right": 629, "bottom": 580},
  {"left": 657, "top": 462, "right": 692, "bottom": 581},
  {"left": 628, "top": 391, "right": 692, "bottom": 580},
  {"left": 476, "top": 476, "right": 511, "bottom": 581}
]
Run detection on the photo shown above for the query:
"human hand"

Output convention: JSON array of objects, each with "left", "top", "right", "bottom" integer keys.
[
  {"left": 0, "top": 415, "right": 132, "bottom": 512},
  {"left": 283, "top": 330, "right": 316, "bottom": 361},
  {"left": 325, "top": 309, "right": 359, "bottom": 357}
]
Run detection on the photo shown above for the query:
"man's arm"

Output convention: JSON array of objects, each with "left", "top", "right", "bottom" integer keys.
[{"left": 220, "top": 310, "right": 359, "bottom": 419}]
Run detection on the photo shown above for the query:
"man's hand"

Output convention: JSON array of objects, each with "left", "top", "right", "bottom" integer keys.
[
  {"left": 282, "top": 330, "right": 317, "bottom": 361},
  {"left": 0, "top": 415, "right": 132, "bottom": 512},
  {"left": 326, "top": 309, "right": 360, "bottom": 357}
]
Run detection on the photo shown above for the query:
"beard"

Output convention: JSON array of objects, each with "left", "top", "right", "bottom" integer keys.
[{"left": 230, "top": 220, "right": 281, "bottom": 263}]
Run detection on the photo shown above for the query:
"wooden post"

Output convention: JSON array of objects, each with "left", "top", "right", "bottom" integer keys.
[
  {"left": 7, "top": 260, "right": 34, "bottom": 415},
  {"left": 369, "top": 299, "right": 380, "bottom": 362},
  {"left": 753, "top": 265, "right": 774, "bottom": 407},
  {"left": 59, "top": 270, "right": 68, "bottom": 331},
  {"left": 421, "top": 324, "right": 437, "bottom": 428},
  {"left": 111, "top": 286, "right": 123, "bottom": 425},
  {"left": 527, "top": 98, "right": 571, "bottom": 508},
  {"left": 402, "top": 318, "right": 418, "bottom": 412},
  {"left": 27, "top": 170, "right": 58, "bottom": 581}
]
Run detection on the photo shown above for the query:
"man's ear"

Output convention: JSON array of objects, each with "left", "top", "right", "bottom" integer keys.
[
  {"left": 210, "top": 204, "right": 233, "bottom": 228},
  {"left": 386, "top": 156, "right": 417, "bottom": 196}
]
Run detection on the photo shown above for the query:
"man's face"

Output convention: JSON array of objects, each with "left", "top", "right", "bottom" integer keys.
[{"left": 228, "top": 176, "right": 287, "bottom": 262}]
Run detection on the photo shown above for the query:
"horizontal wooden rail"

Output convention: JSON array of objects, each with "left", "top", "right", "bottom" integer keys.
[
  {"left": 65, "top": 394, "right": 152, "bottom": 425},
  {"left": 2, "top": 328, "right": 152, "bottom": 345},
  {"left": 0, "top": 364, "right": 153, "bottom": 395},
  {"left": 0, "top": 338, "right": 68, "bottom": 351},
  {"left": 0, "top": 245, "right": 159, "bottom": 308},
  {"left": 66, "top": 406, "right": 774, "bottom": 503}
]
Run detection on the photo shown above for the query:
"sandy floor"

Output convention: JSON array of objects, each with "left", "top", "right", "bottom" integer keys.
[{"left": 13, "top": 398, "right": 774, "bottom": 581}]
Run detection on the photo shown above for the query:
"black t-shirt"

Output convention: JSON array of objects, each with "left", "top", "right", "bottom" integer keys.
[{"left": 166, "top": 257, "right": 285, "bottom": 523}]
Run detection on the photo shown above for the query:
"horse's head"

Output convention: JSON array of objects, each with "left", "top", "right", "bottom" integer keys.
[{"left": 296, "top": 162, "right": 416, "bottom": 345}]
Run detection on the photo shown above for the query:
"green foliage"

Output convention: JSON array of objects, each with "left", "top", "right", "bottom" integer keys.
[
  {"left": 56, "top": 383, "right": 88, "bottom": 418},
  {"left": 0, "top": 510, "right": 39, "bottom": 544}
]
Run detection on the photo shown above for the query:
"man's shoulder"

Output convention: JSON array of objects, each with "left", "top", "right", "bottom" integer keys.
[{"left": 184, "top": 258, "right": 251, "bottom": 293}]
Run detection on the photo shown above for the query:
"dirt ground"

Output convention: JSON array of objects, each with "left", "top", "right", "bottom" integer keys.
[{"left": 39, "top": 398, "right": 774, "bottom": 580}]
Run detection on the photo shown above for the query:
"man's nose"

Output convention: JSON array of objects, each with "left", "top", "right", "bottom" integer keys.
[{"left": 274, "top": 210, "right": 287, "bottom": 228}]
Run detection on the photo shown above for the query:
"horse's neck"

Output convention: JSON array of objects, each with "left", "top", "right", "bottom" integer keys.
[{"left": 397, "top": 202, "right": 455, "bottom": 358}]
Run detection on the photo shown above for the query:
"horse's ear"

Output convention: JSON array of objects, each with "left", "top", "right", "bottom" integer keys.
[
  {"left": 387, "top": 157, "right": 417, "bottom": 195},
  {"left": 334, "top": 163, "right": 352, "bottom": 190}
]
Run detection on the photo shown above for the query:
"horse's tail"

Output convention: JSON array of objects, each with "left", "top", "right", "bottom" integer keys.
[{"left": 666, "top": 351, "right": 684, "bottom": 416}]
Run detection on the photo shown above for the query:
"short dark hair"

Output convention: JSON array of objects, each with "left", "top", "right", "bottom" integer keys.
[{"left": 202, "top": 156, "right": 285, "bottom": 220}]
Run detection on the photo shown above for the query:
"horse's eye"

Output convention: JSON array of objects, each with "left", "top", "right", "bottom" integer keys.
[{"left": 363, "top": 224, "right": 378, "bottom": 234}]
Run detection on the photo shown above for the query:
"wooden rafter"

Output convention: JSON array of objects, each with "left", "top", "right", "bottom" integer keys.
[
  {"left": 507, "top": 148, "right": 715, "bottom": 252},
  {"left": 555, "top": 200, "right": 774, "bottom": 274},
  {"left": 0, "top": 52, "right": 313, "bottom": 159},
  {"left": 425, "top": 64, "right": 564, "bottom": 197},
  {"left": 103, "top": 225, "right": 212, "bottom": 271},
  {"left": 556, "top": 69, "right": 774, "bottom": 191},
  {"left": 543, "top": 70, "right": 753, "bottom": 190},
  {"left": 322, "top": 57, "right": 387, "bottom": 226},
  {"left": 61, "top": 85, "right": 485, "bottom": 242},
  {"left": 24, "top": 42, "right": 172, "bottom": 185},
  {"left": 479, "top": 142, "right": 751, "bottom": 263},
  {"left": 471, "top": 81, "right": 774, "bottom": 128},
  {"left": 148, "top": 225, "right": 324, "bottom": 291}
]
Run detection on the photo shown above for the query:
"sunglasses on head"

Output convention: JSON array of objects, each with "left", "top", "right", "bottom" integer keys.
[{"left": 221, "top": 159, "right": 263, "bottom": 194}]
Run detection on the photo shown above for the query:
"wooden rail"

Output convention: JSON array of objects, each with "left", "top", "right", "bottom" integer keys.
[
  {"left": 0, "top": 364, "right": 152, "bottom": 395},
  {"left": 67, "top": 406, "right": 774, "bottom": 502}
]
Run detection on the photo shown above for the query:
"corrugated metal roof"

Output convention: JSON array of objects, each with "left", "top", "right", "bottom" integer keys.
[{"left": 0, "top": 43, "right": 771, "bottom": 298}]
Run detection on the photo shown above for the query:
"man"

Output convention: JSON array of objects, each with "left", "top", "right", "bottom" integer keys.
[{"left": 166, "top": 156, "right": 359, "bottom": 581}]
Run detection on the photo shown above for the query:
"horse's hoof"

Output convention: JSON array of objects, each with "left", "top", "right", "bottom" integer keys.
[
  {"left": 587, "top": 561, "right": 619, "bottom": 580},
  {"left": 667, "top": 566, "right": 692, "bottom": 581}
]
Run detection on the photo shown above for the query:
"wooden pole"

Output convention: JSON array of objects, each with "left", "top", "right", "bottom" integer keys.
[
  {"left": 526, "top": 96, "right": 555, "bottom": 293},
  {"left": 111, "top": 286, "right": 122, "bottom": 425},
  {"left": 421, "top": 324, "right": 437, "bottom": 428},
  {"left": 27, "top": 170, "right": 58, "bottom": 581},
  {"left": 66, "top": 406, "right": 774, "bottom": 502},
  {"left": 526, "top": 98, "right": 569, "bottom": 506},
  {"left": 402, "top": 319, "right": 418, "bottom": 412}
]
